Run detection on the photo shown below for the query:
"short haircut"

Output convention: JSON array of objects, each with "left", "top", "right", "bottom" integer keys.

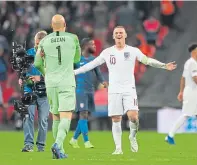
[
  {"left": 188, "top": 44, "right": 197, "bottom": 53},
  {"left": 35, "top": 31, "right": 47, "bottom": 40},
  {"left": 114, "top": 26, "right": 126, "bottom": 30},
  {"left": 80, "top": 38, "right": 92, "bottom": 48}
]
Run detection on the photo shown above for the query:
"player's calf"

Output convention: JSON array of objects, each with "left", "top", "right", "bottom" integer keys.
[
  {"left": 111, "top": 116, "right": 123, "bottom": 153},
  {"left": 127, "top": 110, "right": 139, "bottom": 152},
  {"left": 127, "top": 110, "right": 139, "bottom": 137},
  {"left": 129, "top": 135, "right": 138, "bottom": 152}
]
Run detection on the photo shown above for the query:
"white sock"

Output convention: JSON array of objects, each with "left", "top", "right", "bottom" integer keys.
[
  {"left": 112, "top": 121, "right": 122, "bottom": 150},
  {"left": 129, "top": 120, "right": 139, "bottom": 138},
  {"left": 169, "top": 115, "right": 188, "bottom": 137}
]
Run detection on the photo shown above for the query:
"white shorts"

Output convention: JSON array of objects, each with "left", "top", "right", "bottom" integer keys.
[
  {"left": 182, "top": 87, "right": 197, "bottom": 116},
  {"left": 108, "top": 92, "right": 139, "bottom": 117}
]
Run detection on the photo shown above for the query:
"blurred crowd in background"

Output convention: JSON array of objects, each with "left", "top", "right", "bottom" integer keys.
[{"left": 0, "top": 1, "right": 183, "bottom": 125}]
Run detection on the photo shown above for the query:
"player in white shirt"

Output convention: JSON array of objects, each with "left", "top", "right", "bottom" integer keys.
[
  {"left": 166, "top": 44, "right": 197, "bottom": 145},
  {"left": 75, "top": 26, "right": 177, "bottom": 154}
]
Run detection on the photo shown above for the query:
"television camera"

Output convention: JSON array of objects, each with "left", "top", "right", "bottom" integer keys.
[{"left": 10, "top": 42, "right": 46, "bottom": 118}]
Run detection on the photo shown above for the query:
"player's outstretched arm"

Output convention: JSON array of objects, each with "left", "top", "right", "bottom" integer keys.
[
  {"left": 34, "top": 46, "right": 45, "bottom": 76},
  {"left": 94, "top": 66, "right": 108, "bottom": 88},
  {"left": 136, "top": 48, "right": 177, "bottom": 70},
  {"left": 74, "top": 56, "right": 105, "bottom": 75},
  {"left": 94, "top": 66, "right": 104, "bottom": 83},
  {"left": 141, "top": 56, "right": 177, "bottom": 71}
]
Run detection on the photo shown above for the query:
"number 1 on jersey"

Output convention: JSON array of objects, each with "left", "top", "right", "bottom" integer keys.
[{"left": 56, "top": 45, "right": 61, "bottom": 65}]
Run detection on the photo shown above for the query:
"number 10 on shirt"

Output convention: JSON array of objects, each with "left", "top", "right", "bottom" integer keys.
[{"left": 110, "top": 55, "right": 116, "bottom": 65}]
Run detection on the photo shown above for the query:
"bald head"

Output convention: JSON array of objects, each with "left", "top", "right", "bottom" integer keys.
[{"left": 51, "top": 14, "right": 66, "bottom": 32}]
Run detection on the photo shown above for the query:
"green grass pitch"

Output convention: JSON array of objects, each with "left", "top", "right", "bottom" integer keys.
[{"left": 0, "top": 131, "right": 196, "bottom": 165}]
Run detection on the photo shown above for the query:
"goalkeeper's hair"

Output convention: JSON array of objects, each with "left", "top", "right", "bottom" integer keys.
[
  {"left": 35, "top": 31, "right": 47, "bottom": 40},
  {"left": 188, "top": 43, "right": 197, "bottom": 53}
]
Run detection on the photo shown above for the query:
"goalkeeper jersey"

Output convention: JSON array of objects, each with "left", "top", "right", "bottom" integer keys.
[{"left": 34, "top": 31, "right": 81, "bottom": 88}]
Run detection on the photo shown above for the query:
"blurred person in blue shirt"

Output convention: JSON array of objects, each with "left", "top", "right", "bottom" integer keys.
[
  {"left": 69, "top": 38, "right": 108, "bottom": 148},
  {"left": 18, "top": 31, "right": 50, "bottom": 152}
]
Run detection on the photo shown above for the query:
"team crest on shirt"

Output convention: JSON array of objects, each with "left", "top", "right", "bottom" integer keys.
[
  {"left": 80, "top": 103, "right": 84, "bottom": 108},
  {"left": 124, "top": 52, "right": 130, "bottom": 60}
]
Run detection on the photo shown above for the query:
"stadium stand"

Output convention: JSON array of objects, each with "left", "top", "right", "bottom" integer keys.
[
  {"left": 138, "top": 2, "right": 194, "bottom": 109},
  {"left": 0, "top": 1, "right": 184, "bottom": 126}
]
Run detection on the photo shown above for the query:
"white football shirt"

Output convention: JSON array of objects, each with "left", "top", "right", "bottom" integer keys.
[
  {"left": 75, "top": 45, "right": 146, "bottom": 93},
  {"left": 182, "top": 57, "right": 197, "bottom": 89}
]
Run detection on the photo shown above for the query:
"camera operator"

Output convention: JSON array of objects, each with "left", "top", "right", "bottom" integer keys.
[{"left": 18, "top": 31, "right": 49, "bottom": 152}]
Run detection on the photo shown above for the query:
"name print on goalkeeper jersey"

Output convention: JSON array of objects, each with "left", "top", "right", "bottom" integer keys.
[{"left": 35, "top": 31, "right": 81, "bottom": 88}]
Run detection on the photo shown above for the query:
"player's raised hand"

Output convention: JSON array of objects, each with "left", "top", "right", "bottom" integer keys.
[
  {"left": 177, "top": 92, "right": 183, "bottom": 102},
  {"left": 166, "top": 61, "right": 177, "bottom": 71}
]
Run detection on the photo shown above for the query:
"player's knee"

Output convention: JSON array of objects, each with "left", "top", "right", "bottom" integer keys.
[
  {"left": 129, "top": 116, "right": 138, "bottom": 123},
  {"left": 79, "top": 111, "right": 89, "bottom": 119},
  {"left": 52, "top": 114, "right": 60, "bottom": 120},
  {"left": 127, "top": 110, "right": 138, "bottom": 122},
  {"left": 111, "top": 115, "right": 122, "bottom": 122},
  {"left": 59, "top": 111, "right": 73, "bottom": 120}
]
